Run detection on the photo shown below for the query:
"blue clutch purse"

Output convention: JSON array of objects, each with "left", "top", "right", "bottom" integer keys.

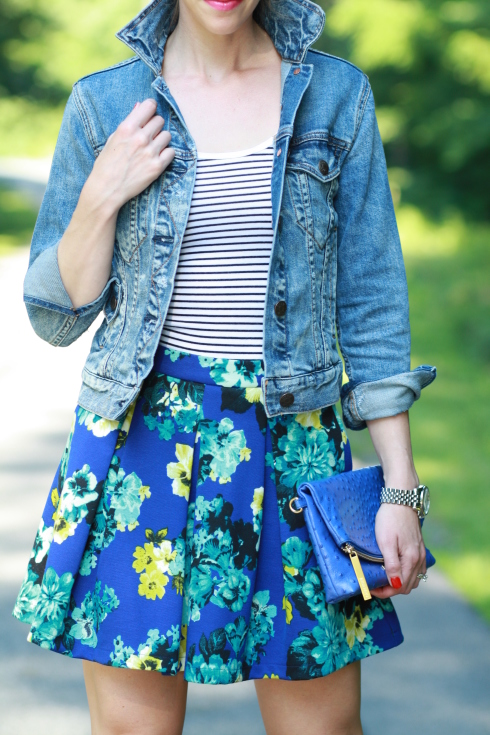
[{"left": 292, "top": 465, "right": 436, "bottom": 604}]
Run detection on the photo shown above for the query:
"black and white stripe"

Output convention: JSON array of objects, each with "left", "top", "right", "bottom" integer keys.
[{"left": 160, "top": 138, "right": 274, "bottom": 358}]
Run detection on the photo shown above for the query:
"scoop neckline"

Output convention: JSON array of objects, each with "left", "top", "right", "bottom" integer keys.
[{"left": 197, "top": 136, "right": 275, "bottom": 160}]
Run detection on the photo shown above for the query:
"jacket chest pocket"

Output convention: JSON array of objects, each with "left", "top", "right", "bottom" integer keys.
[
  {"left": 115, "top": 187, "right": 150, "bottom": 263},
  {"left": 286, "top": 138, "right": 341, "bottom": 250}
]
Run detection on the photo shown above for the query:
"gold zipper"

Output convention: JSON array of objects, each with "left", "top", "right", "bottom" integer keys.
[{"left": 342, "top": 544, "right": 375, "bottom": 601}]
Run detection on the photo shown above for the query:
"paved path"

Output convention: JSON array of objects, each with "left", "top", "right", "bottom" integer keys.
[{"left": 1, "top": 249, "right": 489, "bottom": 735}]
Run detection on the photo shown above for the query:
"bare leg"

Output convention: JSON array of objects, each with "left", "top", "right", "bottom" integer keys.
[
  {"left": 83, "top": 661, "right": 188, "bottom": 735},
  {"left": 254, "top": 661, "right": 362, "bottom": 735}
]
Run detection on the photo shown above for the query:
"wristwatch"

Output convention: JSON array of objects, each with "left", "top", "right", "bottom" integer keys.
[{"left": 380, "top": 484, "right": 430, "bottom": 519}]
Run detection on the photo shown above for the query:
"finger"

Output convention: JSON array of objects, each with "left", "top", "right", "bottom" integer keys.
[
  {"left": 402, "top": 544, "right": 425, "bottom": 593},
  {"left": 150, "top": 130, "right": 171, "bottom": 154},
  {"left": 159, "top": 146, "right": 175, "bottom": 169},
  {"left": 129, "top": 98, "right": 158, "bottom": 127},
  {"left": 381, "top": 541, "right": 403, "bottom": 593},
  {"left": 371, "top": 585, "right": 398, "bottom": 599},
  {"left": 143, "top": 114, "right": 166, "bottom": 141}
]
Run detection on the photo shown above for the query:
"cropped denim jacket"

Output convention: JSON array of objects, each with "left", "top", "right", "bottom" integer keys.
[{"left": 23, "top": 0, "right": 436, "bottom": 428}]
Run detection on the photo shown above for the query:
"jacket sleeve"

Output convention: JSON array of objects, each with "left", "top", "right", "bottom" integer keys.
[
  {"left": 335, "top": 80, "right": 436, "bottom": 430},
  {"left": 23, "top": 84, "right": 115, "bottom": 347}
]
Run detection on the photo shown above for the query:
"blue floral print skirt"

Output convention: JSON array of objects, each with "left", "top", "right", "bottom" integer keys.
[{"left": 13, "top": 346, "right": 403, "bottom": 684}]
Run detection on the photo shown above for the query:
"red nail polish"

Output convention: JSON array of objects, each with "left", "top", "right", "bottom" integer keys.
[
  {"left": 391, "top": 576, "right": 402, "bottom": 589},
  {"left": 133, "top": 102, "right": 139, "bottom": 109}
]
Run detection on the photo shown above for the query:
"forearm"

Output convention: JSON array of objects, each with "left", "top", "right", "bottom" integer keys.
[
  {"left": 57, "top": 177, "right": 119, "bottom": 309},
  {"left": 366, "top": 411, "right": 419, "bottom": 489}
]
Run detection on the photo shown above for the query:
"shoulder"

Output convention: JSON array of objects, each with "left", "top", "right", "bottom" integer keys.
[
  {"left": 306, "top": 48, "right": 370, "bottom": 95},
  {"left": 302, "top": 49, "right": 372, "bottom": 141},
  {"left": 74, "top": 56, "right": 148, "bottom": 91},
  {"left": 70, "top": 57, "right": 154, "bottom": 151}
]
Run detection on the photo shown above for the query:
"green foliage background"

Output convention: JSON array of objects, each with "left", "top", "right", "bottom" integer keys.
[{"left": 0, "top": 0, "right": 489, "bottom": 619}]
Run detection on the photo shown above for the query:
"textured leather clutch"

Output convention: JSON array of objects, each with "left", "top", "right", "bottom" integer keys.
[{"left": 293, "top": 465, "right": 436, "bottom": 604}]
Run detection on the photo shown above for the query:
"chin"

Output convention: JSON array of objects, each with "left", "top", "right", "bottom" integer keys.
[{"left": 180, "top": 0, "right": 261, "bottom": 35}]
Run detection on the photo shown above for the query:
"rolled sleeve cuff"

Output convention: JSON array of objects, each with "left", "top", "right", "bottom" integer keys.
[
  {"left": 23, "top": 242, "right": 115, "bottom": 346},
  {"left": 24, "top": 242, "right": 112, "bottom": 317},
  {"left": 341, "top": 365, "right": 437, "bottom": 431}
]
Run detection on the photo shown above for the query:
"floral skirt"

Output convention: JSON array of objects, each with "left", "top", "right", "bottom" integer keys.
[{"left": 13, "top": 346, "right": 403, "bottom": 684}]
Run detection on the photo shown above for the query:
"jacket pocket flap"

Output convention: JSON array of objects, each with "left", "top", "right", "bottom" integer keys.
[{"left": 287, "top": 138, "right": 341, "bottom": 183}]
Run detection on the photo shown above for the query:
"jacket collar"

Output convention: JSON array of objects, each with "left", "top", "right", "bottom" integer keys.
[{"left": 116, "top": 0, "right": 325, "bottom": 75}]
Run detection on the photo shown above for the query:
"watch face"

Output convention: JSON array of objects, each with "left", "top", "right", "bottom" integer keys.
[{"left": 420, "top": 486, "right": 430, "bottom": 516}]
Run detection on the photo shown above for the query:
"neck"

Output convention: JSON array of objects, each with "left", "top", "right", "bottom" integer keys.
[{"left": 163, "top": 8, "right": 274, "bottom": 82}]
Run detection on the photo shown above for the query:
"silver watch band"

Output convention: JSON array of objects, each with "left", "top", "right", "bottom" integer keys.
[{"left": 380, "top": 487, "right": 419, "bottom": 510}]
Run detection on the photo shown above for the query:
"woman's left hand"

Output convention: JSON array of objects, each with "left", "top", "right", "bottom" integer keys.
[{"left": 371, "top": 501, "right": 427, "bottom": 598}]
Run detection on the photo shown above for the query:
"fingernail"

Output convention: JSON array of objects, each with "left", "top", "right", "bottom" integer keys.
[
  {"left": 133, "top": 102, "right": 139, "bottom": 109},
  {"left": 391, "top": 577, "right": 402, "bottom": 589}
]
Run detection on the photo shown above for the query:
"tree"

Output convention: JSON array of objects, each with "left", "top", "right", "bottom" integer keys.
[{"left": 317, "top": 0, "right": 490, "bottom": 220}]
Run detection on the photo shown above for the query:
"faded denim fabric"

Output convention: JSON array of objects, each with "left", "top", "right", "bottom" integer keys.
[{"left": 23, "top": 0, "right": 436, "bottom": 428}]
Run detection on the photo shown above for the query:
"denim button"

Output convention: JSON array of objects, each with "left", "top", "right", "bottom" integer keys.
[
  {"left": 274, "top": 300, "right": 287, "bottom": 317},
  {"left": 276, "top": 148, "right": 282, "bottom": 157},
  {"left": 279, "top": 392, "right": 294, "bottom": 408},
  {"left": 319, "top": 159, "right": 329, "bottom": 175},
  {"left": 293, "top": 68, "right": 301, "bottom": 75}
]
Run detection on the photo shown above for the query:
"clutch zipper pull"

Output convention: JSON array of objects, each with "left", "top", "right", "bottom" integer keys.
[{"left": 343, "top": 544, "right": 372, "bottom": 601}]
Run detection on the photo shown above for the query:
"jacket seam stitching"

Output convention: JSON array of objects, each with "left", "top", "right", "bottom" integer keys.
[{"left": 72, "top": 83, "right": 97, "bottom": 154}]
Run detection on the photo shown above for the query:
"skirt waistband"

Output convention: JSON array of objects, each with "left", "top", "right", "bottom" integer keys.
[{"left": 154, "top": 344, "right": 265, "bottom": 388}]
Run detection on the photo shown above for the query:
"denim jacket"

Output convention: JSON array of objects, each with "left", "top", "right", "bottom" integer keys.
[{"left": 23, "top": 0, "right": 436, "bottom": 428}]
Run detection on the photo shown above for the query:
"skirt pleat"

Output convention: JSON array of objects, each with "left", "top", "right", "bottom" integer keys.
[{"left": 13, "top": 346, "right": 403, "bottom": 683}]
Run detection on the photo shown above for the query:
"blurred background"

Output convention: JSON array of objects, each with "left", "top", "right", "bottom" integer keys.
[{"left": 0, "top": 0, "right": 489, "bottom": 733}]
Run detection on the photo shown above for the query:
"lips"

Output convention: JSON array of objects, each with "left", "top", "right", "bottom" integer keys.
[{"left": 203, "top": 0, "right": 244, "bottom": 10}]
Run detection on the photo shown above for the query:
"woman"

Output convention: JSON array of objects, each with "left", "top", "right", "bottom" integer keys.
[{"left": 13, "top": 0, "right": 436, "bottom": 732}]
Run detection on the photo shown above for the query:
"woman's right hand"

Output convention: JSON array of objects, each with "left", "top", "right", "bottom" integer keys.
[{"left": 86, "top": 98, "right": 175, "bottom": 213}]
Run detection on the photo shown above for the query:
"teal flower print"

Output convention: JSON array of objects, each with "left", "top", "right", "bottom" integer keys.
[
  {"left": 199, "top": 417, "right": 250, "bottom": 484},
  {"left": 212, "top": 568, "right": 251, "bottom": 612},
  {"left": 53, "top": 465, "right": 99, "bottom": 543},
  {"left": 141, "top": 374, "right": 203, "bottom": 439},
  {"left": 244, "top": 590, "right": 277, "bottom": 667},
  {"left": 71, "top": 583, "right": 119, "bottom": 648},
  {"left": 105, "top": 458, "right": 150, "bottom": 530},
  {"left": 200, "top": 358, "right": 263, "bottom": 388},
  {"left": 282, "top": 536, "right": 313, "bottom": 575},
  {"left": 13, "top": 568, "right": 41, "bottom": 622},
  {"left": 275, "top": 421, "right": 337, "bottom": 488},
  {"left": 33, "top": 567, "right": 74, "bottom": 627},
  {"left": 31, "top": 519, "right": 53, "bottom": 564},
  {"left": 225, "top": 616, "right": 248, "bottom": 655}
]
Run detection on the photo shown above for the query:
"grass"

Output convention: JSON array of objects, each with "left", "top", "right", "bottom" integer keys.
[
  {"left": 347, "top": 206, "right": 490, "bottom": 622},
  {"left": 0, "top": 186, "right": 38, "bottom": 255}
]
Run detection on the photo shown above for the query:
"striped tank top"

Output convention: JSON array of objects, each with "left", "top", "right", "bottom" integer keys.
[{"left": 159, "top": 137, "right": 274, "bottom": 359}]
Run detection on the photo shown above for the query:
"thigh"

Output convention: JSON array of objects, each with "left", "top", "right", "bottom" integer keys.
[
  {"left": 254, "top": 661, "right": 362, "bottom": 735},
  {"left": 83, "top": 661, "right": 188, "bottom": 735}
]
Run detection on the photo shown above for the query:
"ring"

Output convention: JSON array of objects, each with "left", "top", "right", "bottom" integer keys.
[{"left": 416, "top": 573, "right": 428, "bottom": 582}]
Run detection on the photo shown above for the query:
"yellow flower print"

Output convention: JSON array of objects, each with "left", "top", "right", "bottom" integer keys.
[
  {"left": 138, "top": 568, "right": 169, "bottom": 600},
  {"left": 240, "top": 446, "right": 251, "bottom": 462},
  {"left": 126, "top": 647, "right": 162, "bottom": 671},
  {"left": 344, "top": 606, "right": 370, "bottom": 649},
  {"left": 166, "top": 443, "right": 193, "bottom": 500},
  {"left": 120, "top": 401, "right": 136, "bottom": 435},
  {"left": 84, "top": 414, "right": 120, "bottom": 437},
  {"left": 283, "top": 596, "right": 293, "bottom": 624},
  {"left": 133, "top": 543, "right": 159, "bottom": 574},
  {"left": 245, "top": 387, "right": 263, "bottom": 404},
  {"left": 295, "top": 410, "right": 322, "bottom": 430},
  {"left": 133, "top": 541, "right": 177, "bottom": 575},
  {"left": 53, "top": 516, "right": 75, "bottom": 543},
  {"left": 51, "top": 488, "right": 60, "bottom": 520},
  {"left": 250, "top": 487, "right": 264, "bottom": 516}
]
